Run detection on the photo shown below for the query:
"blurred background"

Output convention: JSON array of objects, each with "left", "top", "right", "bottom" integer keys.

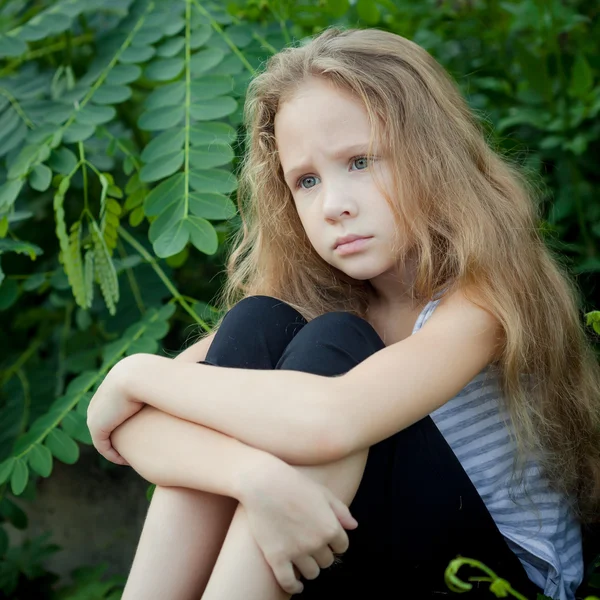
[{"left": 0, "top": 0, "right": 598, "bottom": 598}]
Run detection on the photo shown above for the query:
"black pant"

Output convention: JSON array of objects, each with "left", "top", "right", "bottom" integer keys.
[{"left": 198, "top": 295, "right": 543, "bottom": 599}]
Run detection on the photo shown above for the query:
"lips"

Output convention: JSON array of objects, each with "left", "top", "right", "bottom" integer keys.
[{"left": 334, "top": 234, "right": 372, "bottom": 249}]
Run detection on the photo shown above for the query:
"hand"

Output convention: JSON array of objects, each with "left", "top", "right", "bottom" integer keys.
[
  {"left": 239, "top": 457, "right": 358, "bottom": 595},
  {"left": 87, "top": 355, "right": 145, "bottom": 465}
]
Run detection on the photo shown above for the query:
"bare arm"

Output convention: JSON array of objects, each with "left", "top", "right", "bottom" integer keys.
[
  {"left": 111, "top": 330, "right": 281, "bottom": 498},
  {"left": 115, "top": 288, "right": 501, "bottom": 465}
]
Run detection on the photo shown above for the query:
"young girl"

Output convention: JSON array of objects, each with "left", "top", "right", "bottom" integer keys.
[{"left": 87, "top": 26, "right": 600, "bottom": 600}]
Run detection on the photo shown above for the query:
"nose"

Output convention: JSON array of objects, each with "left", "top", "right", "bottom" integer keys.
[{"left": 322, "top": 185, "right": 358, "bottom": 222}]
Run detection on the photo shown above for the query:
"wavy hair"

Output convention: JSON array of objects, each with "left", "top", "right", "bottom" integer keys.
[{"left": 203, "top": 26, "right": 600, "bottom": 522}]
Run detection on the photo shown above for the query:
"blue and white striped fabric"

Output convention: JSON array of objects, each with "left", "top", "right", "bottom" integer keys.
[{"left": 412, "top": 296, "right": 583, "bottom": 600}]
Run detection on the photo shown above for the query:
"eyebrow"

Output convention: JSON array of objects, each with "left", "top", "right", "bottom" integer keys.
[{"left": 283, "top": 142, "right": 372, "bottom": 182}]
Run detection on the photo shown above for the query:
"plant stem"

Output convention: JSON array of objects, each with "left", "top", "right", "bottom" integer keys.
[{"left": 117, "top": 227, "right": 210, "bottom": 331}]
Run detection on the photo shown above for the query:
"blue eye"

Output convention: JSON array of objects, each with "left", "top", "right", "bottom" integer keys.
[{"left": 295, "top": 155, "right": 372, "bottom": 190}]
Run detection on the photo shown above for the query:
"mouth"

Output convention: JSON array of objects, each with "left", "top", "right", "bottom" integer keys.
[
  {"left": 334, "top": 236, "right": 373, "bottom": 255},
  {"left": 334, "top": 235, "right": 372, "bottom": 250}
]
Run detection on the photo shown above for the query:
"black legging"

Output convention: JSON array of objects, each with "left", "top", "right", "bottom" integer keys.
[{"left": 198, "top": 295, "right": 543, "bottom": 599}]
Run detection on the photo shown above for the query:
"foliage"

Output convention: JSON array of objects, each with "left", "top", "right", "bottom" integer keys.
[
  {"left": 0, "top": 0, "right": 598, "bottom": 596},
  {"left": 445, "top": 557, "right": 600, "bottom": 600}
]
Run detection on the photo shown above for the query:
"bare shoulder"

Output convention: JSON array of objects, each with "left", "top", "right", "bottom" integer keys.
[
  {"left": 424, "top": 285, "right": 503, "bottom": 362},
  {"left": 335, "top": 284, "right": 505, "bottom": 452}
]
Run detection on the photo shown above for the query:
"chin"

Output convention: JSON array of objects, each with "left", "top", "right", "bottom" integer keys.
[{"left": 338, "top": 265, "right": 387, "bottom": 281}]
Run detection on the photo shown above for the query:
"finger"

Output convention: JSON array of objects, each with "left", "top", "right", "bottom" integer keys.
[
  {"left": 95, "top": 438, "right": 128, "bottom": 465},
  {"left": 312, "top": 546, "right": 335, "bottom": 569},
  {"left": 327, "top": 526, "right": 350, "bottom": 556},
  {"left": 104, "top": 448, "right": 128, "bottom": 465},
  {"left": 294, "top": 555, "right": 321, "bottom": 581},
  {"left": 328, "top": 494, "right": 358, "bottom": 530},
  {"left": 275, "top": 561, "right": 303, "bottom": 595}
]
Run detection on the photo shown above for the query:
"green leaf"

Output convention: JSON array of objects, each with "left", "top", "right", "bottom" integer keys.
[
  {"left": 0, "top": 34, "right": 27, "bottom": 57},
  {"left": 190, "top": 75, "right": 234, "bottom": 100},
  {"left": 145, "top": 57, "right": 185, "bottom": 81},
  {"left": 190, "top": 97, "right": 238, "bottom": 120},
  {"left": 189, "top": 24, "right": 212, "bottom": 49},
  {"left": 189, "top": 143, "right": 234, "bottom": 169},
  {"left": 357, "top": 0, "right": 380, "bottom": 24},
  {"left": 62, "top": 122, "right": 95, "bottom": 143},
  {"left": 48, "top": 147, "right": 78, "bottom": 174},
  {"left": 141, "top": 129, "right": 185, "bottom": 163},
  {"left": 139, "top": 151, "right": 184, "bottom": 182},
  {"left": 138, "top": 106, "right": 185, "bottom": 131},
  {"left": 66, "top": 370, "right": 97, "bottom": 395},
  {"left": 61, "top": 411, "right": 93, "bottom": 445},
  {"left": 0, "top": 178, "right": 24, "bottom": 211},
  {"left": 10, "top": 459, "right": 29, "bottom": 495},
  {"left": 28, "top": 444, "right": 53, "bottom": 477},
  {"left": 7, "top": 144, "right": 41, "bottom": 179},
  {"left": 144, "top": 173, "right": 185, "bottom": 216},
  {"left": 22, "top": 272, "right": 46, "bottom": 291},
  {"left": 129, "top": 206, "right": 145, "bottom": 226},
  {"left": 189, "top": 168, "right": 238, "bottom": 194},
  {"left": 0, "top": 277, "right": 19, "bottom": 310},
  {"left": 132, "top": 27, "right": 164, "bottom": 46},
  {"left": 45, "top": 429, "right": 80, "bottom": 464},
  {"left": 186, "top": 216, "right": 218, "bottom": 254},
  {"left": 75, "top": 392, "right": 93, "bottom": 418},
  {"left": 126, "top": 335, "right": 159, "bottom": 355},
  {"left": 0, "top": 107, "right": 20, "bottom": 140},
  {"left": 124, "top": 188, "right": 146, "bottom": 211},
  {"left": 189, "top": 192, "right": 236, "bottom": 220},
  {"left": 190, "top": 47, "right": 225, "bottom": 76},
  {"left": 514, "top": 42, "right": 552, "bottom": 103},
  {"left": 146, "top": 483, "right": 156, "bottom": 502},
  {"left": 189, "top": 121, "right": 237, "bottom": 145},
  {"left": 144, "top": 319, "right": 170, "bottom": 339},
  {"left": 106, "top": 64, "right": 142, "bottom": 85},
  {"left": 144, "top": 81, "right": 186, "bottom": 110},
  {"left": 0, "top": 238, "right": 43, "bottom": 259},
  {"left": 29, "top": 164, "right": 52, "bottom": 192},
  {"left": 325, "top": 0, "right": 350, "bottom": 17},
  {"left": 153, "top": 218, "right": 189, "bottom": 257},
  {"left": 0, "top": 122, "right": 26, "bottom": 159},
  {"left": 569, "top": 54, "right": 593, "bottom": 98},
  {"left": 93, "top": 85, "right": 132, "bottom": 105},
  {"left": 91, "top": 220, "right": 119, "bottom": 315},
  {"left": 76, "top": 104, "right": 116, "bottom": 125},
  {"left": 157, "top": 36, "right": 185, "bottom": 57},
  {"left": 164, "top": 17, "right": 185, "bottom": 36},
  {"left": 119, "top": 45, "right": 156, "bottom": 64},
  {"left": 157, "top": 302, "right": 176, "bottom": 321},
  {"left": 0, "top": 457, "right": 16, "bottom": 484}
]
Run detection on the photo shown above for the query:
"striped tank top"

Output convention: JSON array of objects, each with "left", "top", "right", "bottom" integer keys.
[{"left": 412, "top": 295, "right": 583, "bottom": 600}]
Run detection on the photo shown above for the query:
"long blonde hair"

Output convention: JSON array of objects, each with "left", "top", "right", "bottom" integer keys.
[{"left": 207, "top": 26, "right": 600, "bottom": 522}]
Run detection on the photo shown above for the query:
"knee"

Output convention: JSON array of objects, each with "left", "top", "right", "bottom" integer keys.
[
  {"left": 219, "top": 295, "right": 307, "bottom": 334},
  {"left": 276, "top": 311, "right": 385, "bottom": 376}
]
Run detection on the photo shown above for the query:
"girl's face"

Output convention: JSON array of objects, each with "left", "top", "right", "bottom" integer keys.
[{"left": 274, "top": 77, "right": 409, "bottom": 294}]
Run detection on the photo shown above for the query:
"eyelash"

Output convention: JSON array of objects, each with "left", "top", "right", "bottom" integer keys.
[{"left": 294, "top": 155, "right": 373, "bottom": 190}]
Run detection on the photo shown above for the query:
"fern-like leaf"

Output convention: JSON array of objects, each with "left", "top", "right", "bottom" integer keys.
[{"left": 90, "top": 220, "right": 119, "bottom": 315}]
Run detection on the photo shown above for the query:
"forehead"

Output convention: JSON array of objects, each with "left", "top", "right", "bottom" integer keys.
[{"left": 274, "top": 78, "right": 375, "bottom": 177}]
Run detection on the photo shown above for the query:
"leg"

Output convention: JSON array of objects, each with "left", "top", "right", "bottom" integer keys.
[
  {"left": 202, "top": 309, "right": 388, "bottom": 600},
  {"left": 201, "top": 302, "right": 542, "bottom": 600},
  {"left": 122, "top": 297, "right": 310, "bottom": 600},
  {"left": 122, "top": 487, "right": 237, "bottom": 600}
]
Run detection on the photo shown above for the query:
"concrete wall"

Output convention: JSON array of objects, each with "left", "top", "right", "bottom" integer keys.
[{"left": 6, "top": 444, "right": 151, "bottom": 586}]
